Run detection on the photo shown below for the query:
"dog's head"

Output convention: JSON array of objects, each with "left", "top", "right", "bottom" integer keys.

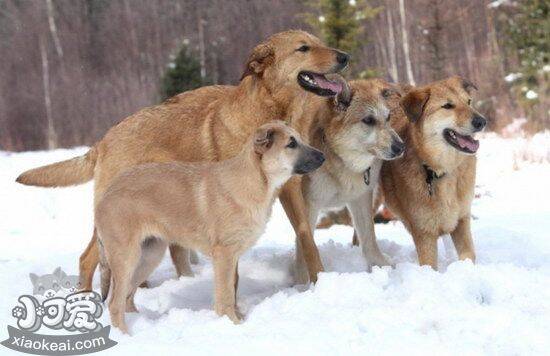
[
  {"left": 241, "top": 30, "right": 349, "bottom": 97},
  {"left": 252, "top": 122, "right": 325, "bottom": 188},
  {"left": 324, "top": 77, "right": 405, "bottom": 173},
  {"left": 400, "top": 76, "right": 486, "bottom": 163}
]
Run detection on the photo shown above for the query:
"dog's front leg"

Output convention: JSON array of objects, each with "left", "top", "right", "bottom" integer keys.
[
  {"left": 279, "top": 176, "right": 324, "bottom": 283},
  {"left": 347, "top": 191, "right": 391, "bottom": 270},
  {"left": 450, "top": 216, "right": 476, "bottom": 263},
  {"left": 411, "top": 229, "right": 438, "bottom": 269},
  {"left": 212, "top": 246, "right": 241, "bottom": 323}
]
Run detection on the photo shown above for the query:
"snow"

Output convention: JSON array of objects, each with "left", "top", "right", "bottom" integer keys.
[
  {"left": 488, "top": 0, "right": 510, "bottom": 9},
  {"left": 504, "top": 72, "right": 522, "bottom": 83},
  {"left": 525, "top": 90, "right": 538, "bottom": 100},
  {"left": 1, "top": 134, "right": 550, "bottom": 355}
]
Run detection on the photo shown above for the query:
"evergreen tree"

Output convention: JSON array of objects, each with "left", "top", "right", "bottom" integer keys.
[
  {"left": 501, "top": 0, "right": 549, "bottom": 129},
  {"left": 302, "top": 0, "right": 381, "bottom": 76},
  {"left": 160, "top": 44, "right": 209, "bottom": 101}
]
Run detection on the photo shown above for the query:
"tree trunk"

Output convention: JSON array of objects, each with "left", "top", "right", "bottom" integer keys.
[
  {"left": 386, "top": 9, "right": 399, "bottom": 82},
  {"left": 399, "top": 0, "right": 416, "bottom": 85},
  {"left": 39, "top": 34, "right": 57, "bottom": 150}
]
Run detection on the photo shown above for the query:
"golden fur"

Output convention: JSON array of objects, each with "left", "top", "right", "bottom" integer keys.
[
  {"left": 293, "top": 78, "right": 405, "bottom": 282},
  {"left": 96, "top": 122, "right": 324, "bottom": 333},
  {"left": 380, "top": 76, "right": 486, "bottom": 268},
  {"left": 17, "top": 30, "right": 349, "bottom": 289},
  {"left": 309, "top": 76, "right": 486, "bottom": 268}
]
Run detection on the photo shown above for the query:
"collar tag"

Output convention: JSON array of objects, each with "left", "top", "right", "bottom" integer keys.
[
  {"left": 423, "top": 164, "right": 445, "bottom": 196},
  {"left": 364, "top": 166, "right": 371, "bottom": 186}
]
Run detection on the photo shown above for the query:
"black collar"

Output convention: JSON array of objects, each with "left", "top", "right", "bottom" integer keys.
[
  {"left": 423, "top": 164, "right": 445, "bottom": 196},
  {"left": 364, "top": 166, "right": 371, "bottom": 186}
]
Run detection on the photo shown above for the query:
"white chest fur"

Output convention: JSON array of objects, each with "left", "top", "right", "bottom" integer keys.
[{"left": 305, "top": 157, "right": 381, "bottom": 212}]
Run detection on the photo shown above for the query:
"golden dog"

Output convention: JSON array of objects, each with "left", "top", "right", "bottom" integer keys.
[
  {"left": 17, "top": 30, "right": 349, "bottom": 289},
  {"left": 380, "top": 76, "right": 486, "bottom": 268}
]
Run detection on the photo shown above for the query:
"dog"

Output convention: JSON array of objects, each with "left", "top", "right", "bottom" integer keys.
[
  {"left": 380, "top": 76, "right": 486, "bottom": 268},
  {"left": 95, "top": 122, "right": 325, "bottom": 333},
  {"left": 292, "top": 78, "right": 405, "bottom": 283},
  {"left": 16, "top": 30, "right": 349, "bottom": 289}
]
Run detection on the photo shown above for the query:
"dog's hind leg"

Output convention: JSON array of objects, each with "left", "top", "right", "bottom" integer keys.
[
  {"left": 105, "top": 236, "right": 141, "bottom": 334},
  {"left": 79, "top": 229, "right": 100, "bottom": 291},
  {"left": 126, "top": 237, "right": 169, "bottom": 312},
  {"left": 169, "top": 245, "right": 195, "bottom": 277},
  {"left": 450, "top": 216, "right": 476, "bottom": 263}
]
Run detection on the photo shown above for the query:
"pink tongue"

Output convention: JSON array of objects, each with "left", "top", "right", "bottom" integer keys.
[
  {"left": 456, "top": 134, "right": 479, "bottom": 152},
  {"left": 312, "top": 74, "right": 342, "bottom": 94}
]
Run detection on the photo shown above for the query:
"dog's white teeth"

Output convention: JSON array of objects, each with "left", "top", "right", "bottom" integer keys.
[{"left": 450, "top": 131, "right": 456, "bottom": 139}]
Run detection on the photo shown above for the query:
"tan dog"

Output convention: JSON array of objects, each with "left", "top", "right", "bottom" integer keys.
[
  {"left": 96, "top": 122, "right": 325, "bottom": 333},
  {"left": 293, "top": 79, "right": 405, "bottom": 283},
  {"left": 380, "top": 76, "right": 487, "bottom": 268},
  {"left": 17, "top": 30, "right": 349, "bottom": 289}
]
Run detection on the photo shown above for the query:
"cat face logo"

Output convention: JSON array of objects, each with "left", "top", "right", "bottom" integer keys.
[{"left": 29, "top": 267, "right": 81, "bottom": 302}]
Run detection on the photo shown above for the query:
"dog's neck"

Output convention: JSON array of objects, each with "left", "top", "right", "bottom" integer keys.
[
  {"left": 234, "top": 76, "right": 325, "bottom": 128},
  {"left": 406, "top": 124, "right": 463, "bottom": 177},
  {"left": 220, "top": 146, "right": 273, "bottom": 207},
  {"left": 317, "top": 128, "right": 374, "bottom": 182}
]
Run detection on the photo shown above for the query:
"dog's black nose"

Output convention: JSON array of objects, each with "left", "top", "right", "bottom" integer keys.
[
  {"left": 335, "top": 51, "right": 350, "bottom": 67},
  {"left": 472, "top": 114, "right": 487, "bottom": 132},
  {"left": 313, "top": 150, "right": 325, "bottom": 165},
  {"left": 391, "top": 140, "right": 405, "bottom": 156}
]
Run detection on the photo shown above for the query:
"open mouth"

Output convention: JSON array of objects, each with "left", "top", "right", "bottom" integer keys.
[
  {"left": 297, "top": 71, "right": 343, "bottom": 97},
  {"left": 443, "top": 128, "right": 479, "bottom": 154}
]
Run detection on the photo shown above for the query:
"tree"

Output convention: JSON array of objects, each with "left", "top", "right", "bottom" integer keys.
[
  {"left": 302, "top": 0, "right": 381, "bottom": 76},
  {"left": 420, "top": 0, "right": 448, "bottom": 81},
  {"left": 500, "top": 0, "right": 549, "bottom": 130},
  {"left": 160, "top": 44, "right": 209, "bottom": 101}
]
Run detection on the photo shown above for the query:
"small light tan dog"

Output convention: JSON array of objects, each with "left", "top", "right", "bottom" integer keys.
[{"left": 95, "top": 122, "right": 324, "bottom": 333}]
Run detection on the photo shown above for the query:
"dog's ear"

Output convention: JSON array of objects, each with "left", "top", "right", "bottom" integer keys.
[
  {"left": 401, "top": 88, "right": 430, "bottom": 122},
  {"left": 398, "top": 83, "right": 415, "bottom": 94},
  {"left": 240, "top": 43, "right": 275, "bottom": 80},
  {"left": 334, "top": 78, "right": 352, "bottom": 112},
  {"left": 460, "top": 77, "right": 478, "bottom": 94},
  {"left": 253, "top": 126, "right": 275, "bottom": 155}
]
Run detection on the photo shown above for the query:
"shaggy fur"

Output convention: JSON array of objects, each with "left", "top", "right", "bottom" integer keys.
[{"left": 16, "top": 30, "right": 349, "bottom": 289}]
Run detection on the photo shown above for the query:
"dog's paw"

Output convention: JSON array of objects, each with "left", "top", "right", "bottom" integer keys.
[
  {"left": 291, "top": 262, "right": 310, "bottom": 286},
  {"left": 366, "top": 252, "right": 393, "bottom": 272},
  {"left": 215, "top": 305, "right": 243, "bottom": 324}
]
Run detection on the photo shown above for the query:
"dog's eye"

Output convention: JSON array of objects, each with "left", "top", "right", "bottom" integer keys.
[
  {"left": 381, "top": 89, "right": 392, "bottom": 98},
  {"left": 296, "top": 45, "right": 310, "bottom": 52},
  {"left": 286, "top": 137, "right": 298, "bottom": 148},
  {"left": 442, "top": 103, "right": 455, "bottom": 109},
  {"left": 362, "top": 116, "right": 376, "bottom": 126},
  {"left": 467, "top": 99, "right": 472, "bottom": 105}
]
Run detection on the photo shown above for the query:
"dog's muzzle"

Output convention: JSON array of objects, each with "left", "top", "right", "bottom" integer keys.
[{"left": 293, "top": 148, "right": 325, "bottom": 174}]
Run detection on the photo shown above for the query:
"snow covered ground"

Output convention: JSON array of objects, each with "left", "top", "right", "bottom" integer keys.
[{"left": 1, "top": 132, "right": 550, "bottom": 355}]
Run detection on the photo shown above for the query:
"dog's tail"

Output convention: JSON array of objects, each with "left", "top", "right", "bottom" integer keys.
[{"left": 16, "top": 146, "right": 98, "bottom": 187}]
